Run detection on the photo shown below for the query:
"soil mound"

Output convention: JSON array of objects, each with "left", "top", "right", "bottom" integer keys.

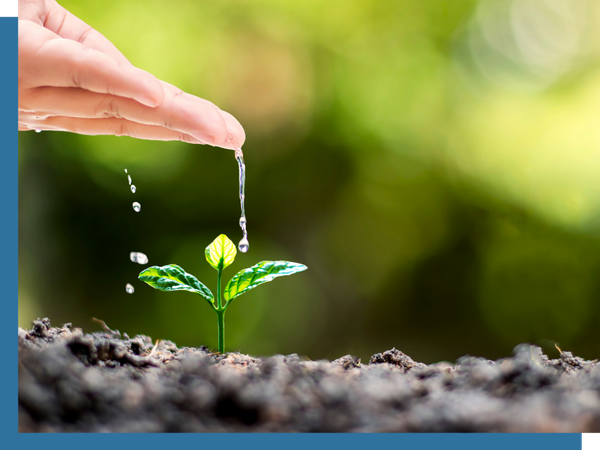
[{"left": 18, "top": 318, "right": 600, "bottom": 432}]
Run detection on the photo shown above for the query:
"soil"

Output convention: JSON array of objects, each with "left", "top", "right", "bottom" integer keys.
[{"left": 18, "top": 318, "right": 600, "bottom": 432}]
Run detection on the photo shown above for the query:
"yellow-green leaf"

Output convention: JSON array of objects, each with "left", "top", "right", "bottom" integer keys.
[
  {"left": 205, "top": 234, "right": 237, "bottom": 271},
  {"left": 224, "top": 261, "right": 307, "bottom": 302},
  {"left": 139, "top": 264, "right": 214, "bottom": 305}
]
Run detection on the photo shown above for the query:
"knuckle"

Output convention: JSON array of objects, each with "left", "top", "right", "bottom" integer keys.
[
  {"left": 168, "top": 89, "right": 185, "bottom": 108},
  {"left": 178, "top": 133, "right": 194, "bottom": 143},
  {"left": 113, "top": 120, "right": 129, "bottom": 137},
  {"left": 69, "top": 47, "right": 94, "bottom": 88},
  {"left": 18, "top": 89, "right": 36, "bottom": 112},
  {"left": 77, "top": 27, "right": 94, "bottom": 45},
  {"left": 97, "top": 97, "right": 121, "bottom": 119},
  {"left": 69, "top": 69, "right": 80, "bottom": 88}
]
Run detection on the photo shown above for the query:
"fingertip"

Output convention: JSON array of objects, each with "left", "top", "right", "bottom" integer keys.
[{"left": 219, "top": 110, "right": 246, "bottom": 150}]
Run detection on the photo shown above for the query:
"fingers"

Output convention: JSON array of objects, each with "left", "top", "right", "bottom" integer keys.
[
  {"left": 19, "top": 115, "right": 208, "bottom": 144},
  {"left": 20, "top": 83, "right": 246, "bottom": 149},
  {"left": 17, "top": 16, "right": 247, "bottom": 149},
  {"left": 19, "top": 86, "right": 220, "bottom": 144},
  {"left": 18, "top": 20, "right": 164, "bottom": 107},
  {"left": 42, "top": 0, "right": 131, "bottom": 66},
  {"left": 19, "top": 0, "right": 130, "bottom": 65}
]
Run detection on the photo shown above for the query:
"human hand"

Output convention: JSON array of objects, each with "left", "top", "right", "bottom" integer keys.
[{"left": 18, "top": 0, "right": 245, "bottom": 149}]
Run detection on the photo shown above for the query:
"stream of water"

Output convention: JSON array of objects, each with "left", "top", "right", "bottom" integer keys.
[
  {"left": 235, "top": 149, "right": 249, "bottom": 253},
  {"left": 123, "top": 148, "right": 248, "bottom": 294}
]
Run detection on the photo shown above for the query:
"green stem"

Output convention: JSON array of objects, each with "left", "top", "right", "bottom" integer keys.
[
  {"left": 217, "top": 264, "right": 223, "bottom": 310},
  {"left": 216, "top": 263, "right": 224, "bottom": 353},
  {"left": 217, "top": 309, "right": 225, "bottom": 354}
]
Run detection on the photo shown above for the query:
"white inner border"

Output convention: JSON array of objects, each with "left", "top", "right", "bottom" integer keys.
[
  {"left": 0, "top": 0, "right": 17, "bottom": 17},
  {"left": 583, "top": 434, "right": 598, "bottom": 450}
]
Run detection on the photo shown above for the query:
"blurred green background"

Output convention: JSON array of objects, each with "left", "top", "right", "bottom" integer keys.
[{"left": 18, "top": 0, "right": 600, "bottom": 363}]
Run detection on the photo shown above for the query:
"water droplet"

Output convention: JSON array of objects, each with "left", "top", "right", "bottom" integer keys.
[
  {"left": 132, "top": 202, "right": 141, "bottom": 212},
  {"left": 128, "top": 175, "right": 132, "bottom": 185},
  {"left": 131, "top": 185, "right": 136, "bottom": 193},
  {"left": 130, "top": 252, "right": 148, "bottom": 265},
  {"left": 35, "top": 129, "right": 41, "bottom": 133},
  {"left": 239, "top": 216, "right": 246, "bottom": 228},
  {"left": 238, "top": 237, "right": 249, "bottom": 253},
  {"left": 124, "top": 169, "right": 128, "bottom": 173},
  {"left": 126, "top": 283, "right": 135, "bottom": 294}
]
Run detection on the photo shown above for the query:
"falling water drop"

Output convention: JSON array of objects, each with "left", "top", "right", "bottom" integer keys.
[
  {"left": 35, "top": 129, "right": 41, "bottom": 133},
  {"left": 238, "top": 237, "right": 249, "bottom": 253},
  {"left": 128, "top": 175, "right": 132, "bottom": 185},
  {"left": 124, "top": 169, "right": 128, "bottom": 173},
  {"left": 130, "top": 252, "right": 148, "bottom": 265},
  {"left": 131, "top": 185, "right": 136, "bottom": 193},
  {"left": 132, "top": 202, "right": 141, "bottom": 212},
  {"left": 126, "top": 283, "right": 135, "bottom": 294}
]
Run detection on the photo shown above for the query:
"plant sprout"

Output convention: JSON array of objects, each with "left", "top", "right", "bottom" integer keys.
[{"left": 138, "top": 234, "right": 307, "bottom": 353}]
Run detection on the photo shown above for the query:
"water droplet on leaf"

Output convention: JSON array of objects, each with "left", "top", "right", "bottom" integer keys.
[
  {"left": 131, "top": 185, "right": 136, "bottom": 193},
  {"left": 128, "top": 175, "right": 132, "bottom": 185},
  {"left": 35, "top": 129, "right": 41, "bottom": 133},
  {"left": 132, "top": 202, "right": 141, "bottom": 212}
]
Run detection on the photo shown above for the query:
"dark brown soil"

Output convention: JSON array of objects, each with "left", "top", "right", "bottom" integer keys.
[{"left": 18, "top": 318, "right": 600, "bottom": 432}]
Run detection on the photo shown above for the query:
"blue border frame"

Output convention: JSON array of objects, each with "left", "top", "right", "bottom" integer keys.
[
  {"left": 2, "top": 14, "right": 19, "bottom": 437},
  {"left": 5, "top": 12, "right": 583, "bottom": 450},
  {"left": 9, "top": 434, "right": 586, "bottom": 449}
]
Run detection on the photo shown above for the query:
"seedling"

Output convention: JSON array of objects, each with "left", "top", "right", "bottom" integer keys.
[{"left": 138, "top": 234, "right": 307, "bottom": 353}]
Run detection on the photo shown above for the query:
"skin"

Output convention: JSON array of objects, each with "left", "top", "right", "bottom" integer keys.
[{"left": 18, "top": 0, "right": 245, "bottom": 149}]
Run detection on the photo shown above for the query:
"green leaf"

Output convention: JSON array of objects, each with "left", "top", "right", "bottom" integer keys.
[
  {"left": 224, "top": 261, "right": 307, "bottom": 302},
  {"left": 139, "top": 264, "right": 214, "bottom": 304},
  {"left": 205, "top": 234, "right": 237, "bottom": 271}
]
